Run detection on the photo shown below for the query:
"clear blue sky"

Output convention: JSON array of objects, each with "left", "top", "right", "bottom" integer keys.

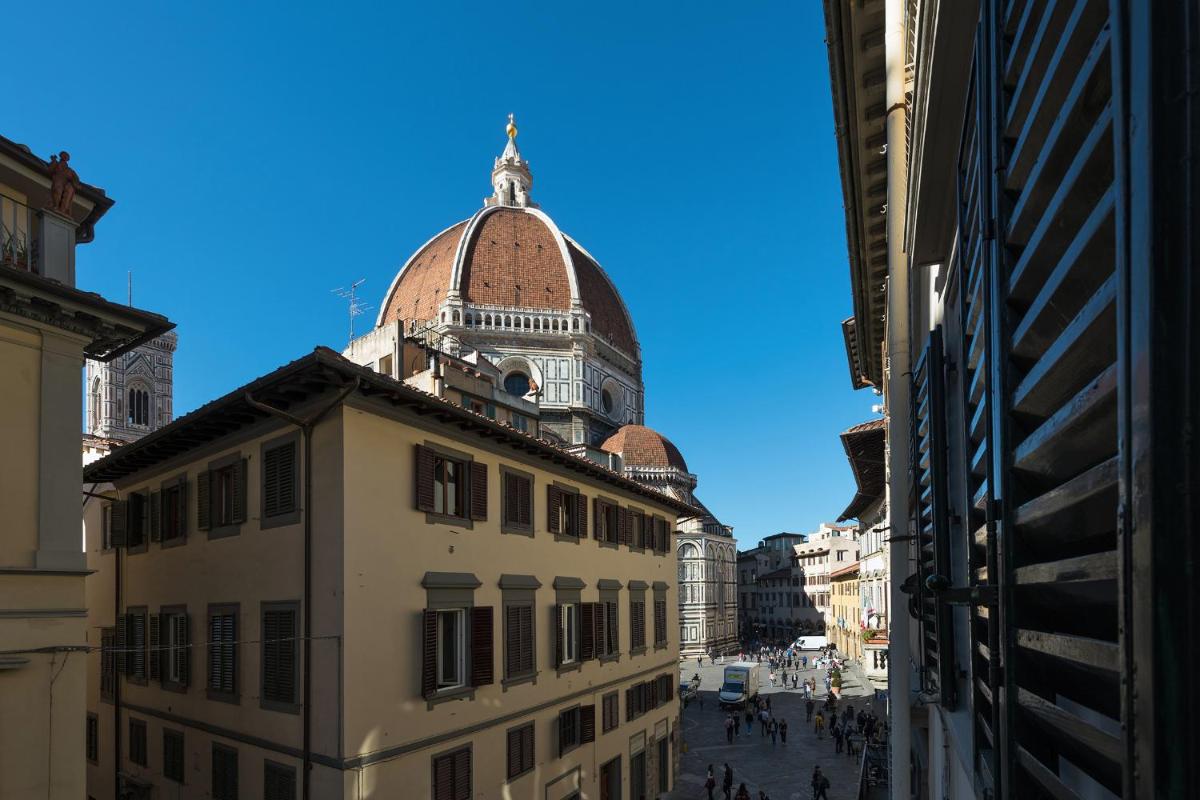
[{"left": 14, "top": 1, "right": 878, "bottom": 548}]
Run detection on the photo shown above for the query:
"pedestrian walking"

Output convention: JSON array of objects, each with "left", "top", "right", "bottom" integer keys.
[
  {"left": 698, "top": 654, "right": 704, "bottom": 668},
  {"left": 780, "top": 718, "right": 789, "bottom": 745},
  {"left": 792, "top": 673, "right": 799, "bottom": 689},
  {"left": 744, "top": 707, "right": 753, "bottom": 735},
  {"left": 723, "top": 764, "right": 734, "bottom": 800},
  {"left": 769, "top": 718, "right": 778, "bottom": 745},
  {"left": 814, "top": 710, "right": 825, "bottom": 738},
  {"left": 759, "top": 707, "right": 769, "bottom": 736},
  {"left": 733, "top": 712, "right": 740, "bottom": 739},
  {"left": 833, "top": 721, "right": 843, "bottom": 753},
  {"left": 725, "top": 715, "right": 734, "bottom": 744},
  {"left": 706, "top": 765, "right": 717, "bottom": 800},
  {"left": 805, "top": 698, "right": 814, "bottom": 722},
  {"left": 812, "top": 766, "right": 831, "bottom": 800},
  {"left": 769, "top": 670, "right": 776, "bottom": 687}
]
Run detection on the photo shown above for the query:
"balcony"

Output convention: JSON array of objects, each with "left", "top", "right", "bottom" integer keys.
[{"left": 1, "top": 193, "right": 37, "bottom": 273}]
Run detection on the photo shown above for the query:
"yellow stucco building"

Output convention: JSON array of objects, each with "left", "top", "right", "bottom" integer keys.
[
  {"left": 83, "top": 348, "right": 689, "bottom": 800},
  {"left": 0, "top": 133, "right": 171, "bottom": 800},
  {"left": 829, "top": 562, "right": 861, "bottom": 664}
]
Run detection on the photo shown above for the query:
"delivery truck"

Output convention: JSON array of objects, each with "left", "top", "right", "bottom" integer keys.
[{"left": 718, "top": 662, "right": 762, "bottom": 708}]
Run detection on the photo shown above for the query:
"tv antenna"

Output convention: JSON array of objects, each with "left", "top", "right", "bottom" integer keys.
[{"left": 332, "top": 279, "right": 372, "bottom": 343}]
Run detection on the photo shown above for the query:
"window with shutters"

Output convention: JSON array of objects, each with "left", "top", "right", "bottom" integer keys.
[
  {"left": 500, "top": 467, "right": 533, "bottom": 535},
  {"left": 261, "top": 602, "right": 299, "bottom": 712},
  {"left": 207, "top": 604, "right": 238, "bottom": 702},
  {"left": 101, "top": 503, "right": 113, "bottom": 550},
  {"left": 602, "top": 691, "right": 619, "bottom": 733},
  {"left": 653, "top": 596, "right": 667, "bottom": 648},
  {"left": 211, "top": 743, "right": 238, "bottom": 800},
  {"left": 559, "top": 603, "right": 579, "bottom": 665},
  {"left": 431, "top": 746, "right": 471, "bottom": 800},
  {"left": 86, "top": 713, "right": 98, "bottom": 763},
  {"left": 414, "top": 444, "right": 486, "bottom": 525},
  {"left": 202, "top": 454, "right": 247, "bottom": 538},
  {"left": 263, "top": 760, "right": 296, "bottom": 800},
  {"left": 100, "top": 627, "right": 116, "bottom": 701},
  {"left": 547, "top": 484, "right": 586, "bottom": 540},
  {"left": 261, "top": 434, "right": 299, "bottom": 529},
  {"left": 436, "top": 608, "right": 466, "bottom": 690},
  {"left": 161, "top": 607, "right": 190, "bottom": 691},
  {"left": 127, "top": 607, "right": 148, "bottom": 683},
  {"left": 127, "top": 492, "right": 149, "bottom": 551},
  {"left": 629, "top": 599, "right": 646, "bottom": 651},
  {"left": 128, "top": 718, "right": 147, "bottom": 767},
  {"left": 503, "top": 602, "right": 535, "bottom": 683},
  {"left": 159, "top": 474, "right": 187, "bottom": 544},
  {"left": 595, "top": 499, "right": 619, "bottom": 546},
  {"left": 599, "top": 757, "right": 621, "bottom": 800},
  {"left": 596, "top": 593, "right": 619, "bottom": 660},
  {"left": 630, "top": 510, "right": 646, "bottom": 550},
  {"left": 163, "top": 728, "right": 185, "bottom": 782},
  {"left": 558, "top": 706, "right": 582, "bottom": 755},
  {"left": 505, "top": 723, "right": 535, "bottom": 781}
]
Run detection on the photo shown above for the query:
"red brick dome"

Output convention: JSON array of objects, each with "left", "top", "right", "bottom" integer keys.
[
  {"left": 378, "top": 206, "right": 639, "bottom": 358},
  {"left": 600, "top": 425, "right": 689, "bottom": 471}
]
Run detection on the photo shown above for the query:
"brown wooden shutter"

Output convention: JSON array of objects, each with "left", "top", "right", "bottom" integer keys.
[
  {"left": 618, "top": 507, "right": 628, "bottom": 545},
  {"left": 452, "top": 748, "right": 471, "bottom": 800},
  {"left": 547, "top": 485, "right": 562, "bottom": 534},
  {"left": 197, "top": 471, "right": 211, "bottom": 531},
  {"left": 470, "top": 606, "right": 494, "bottom": 686},
  {"left": 132, "top": 613, "right": 147, "bottom": 679},
  {"left": 231, "top": 458, "right": 248, "bottom": 523},
  {"left": 149, "top": 492, "right": 161, "bottom": 542},
  {"left": 415, "top": 445, "right": 437, "bottom": 512},
  {"left": 148, "top": 613, "right": 161, "bottom": 681},
  {"left": 517, "top": 476, "right": 531, "bottom": 526},
  {"left": 580, "top": 603, "right": 595, "bottom": 660},
  {"left": 110, "top": 501, "right": 128, "bottom": 547},
  {"left": 553, "top": 604, "right": 564, "bottom": 666},
  {"left": 175, "top": 613, "right": 190, "bottom": 687},
  {"left": 593, "top": 498, "right": 603, "bottom": 540},
  {"left": 521, "top": 725, "right": 533, "bottom": 773},
  {"left": 433, "top": 754, "right": 453, "bottom": 800},
  {"left": 421, "top": 609, "right": 437, "bottom": 699},
  {"left": 504, "top": 473, "right": 518, "bottom": 525},
  {"left": 626, "top": 686, "right": 634, "bottom": 721},
  {"left": 177, "top": 477, "right": 188, "bottom": 538},
  {"left": 607, "top": 602, "right": 618, "bottom": 654},
  {"left": 469, "top": 461, "right": 488, "bottom": 521},
  {"left": 116, "top": 614, "right": 129, "bottom": 674},
  {"left": 649, "top": 678, "right": 658, "bottom": 709},
  {"left": 580, "top": 704, "right": 596, "bottom": 743},
  {"left": 507, "top": 728, "right": 522, "bottom": 779},
  {"left": 574, "top": 493, "right": 587, "bottom": 538},
  {"left": 264, "top": 446, "right": 282, "bottom": 517}
]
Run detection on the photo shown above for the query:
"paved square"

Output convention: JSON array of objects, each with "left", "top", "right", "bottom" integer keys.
[{"left": 671, "top": 657, "right": 881, "bottom": 800}]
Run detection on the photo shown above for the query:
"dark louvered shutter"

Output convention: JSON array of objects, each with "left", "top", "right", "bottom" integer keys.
[
  {"left": 626, "top": 687, "right": 634, "bottom": 721},
  {"left": 469, "top": 462, "right": 488, "bottom": 520},
  {"left": 655, "top": 600, "right": 667, "bottom": 645},
  {"left": 421, "top": 609, "right": 437, "bottom": 699},
  {"left": 606, "top": 602, "right": 618, "bottom": 654},
  {"left": 222, "top": 615, "right": 236, "bottom": 693},
  {"left": 149, "top": 492, "right": 161, "bottom": 542},
  {"left": 264, "top": 443, "right": 296, "bottom": 518},
  {"left": 452, "top": 749, "right": 471, "bottom": 800},
  {"left": 580, "top": 704, "right": 596, "bottom": 743},
  {"left": 514, "top": 605, "right": 532, "bottom": 674},
  {"left": 110, "top": 501, "right": 128, "bottom": 547},
  {"left": 197, "top": 471, "right": 211, "bottom": 531},
  {"left": 521, "top": 725, "right": 533, "bottom": 773},
  {"left": 433, "top": 754, "right": 453, "bottom": 800},
  {"left": 593, "top": 498, "right": 604, "bottom": 540},
  {"left": 175, "top": 614, "right": 190, "bottom": 687},
  {"left": 507, "top": 728, "right": 522, "bottom": 779},
  {"left": 231, "top": 458, "right": 247, "bottom": 523},
  {"left": 209, "top": 615, "right": 220, "bottom": 690},
  {"left": 470, "top": 606, "right": 494, "bottom": 686},
  {"left": 517, "top": 476, "right": 531, "bottom": 527},
  {"left": 264, "top": 608, "right": 296, "bottom": 704},
  {"left": 415, "top": 445, "right": 436, "bottom": 512},
  {"left": 504, "top": 473, "right": 519, "bottom": 525},
  {"left": 580, "top": 603, "right": 595, "bottom": 660},
  {"left": 132, "top": 613, "right": 147, "bottom": 679},
  {"left": 116, "top": 614, "right": 129, "bottom": 674},
  {"left": 546, "top": 485, "right": 562, "bottom": 534},
  {"left": 148, "top": 613, "right": 161, "bottom": 681},
  {"left": 176, "top": 477, "right": 188, "bottom": 538},
  {"left": 574, "top": 494, "right": 587, "bottom": 538},
  {"left": 553, "top": 604, "right": 564, "bottom": 666},
  {"left": 649, "top": 678, "right": 658, "bottom": 709},
  {"left": 618, "top": 507, "right": 628, "bottom": 545}
]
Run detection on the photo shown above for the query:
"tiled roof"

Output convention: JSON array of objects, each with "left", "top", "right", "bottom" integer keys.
[
  {"left": 380, "top": 221, "right": 468, "bottom": 326},
  {"left": 600, "top": 424, "right": 689, "bottom": 470},
  {"left": 837, "top": 417, "right": 887, "bottom": 521}
]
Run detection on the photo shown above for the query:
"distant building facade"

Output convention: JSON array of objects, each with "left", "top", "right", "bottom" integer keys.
[
  {"left": 793, "top": 524, "right": 859, "bottom": 637},
  {"left": 86, "top": 331, "right": 177, "bottom": 443},
  {"left": 829, "top": 562, "right": 861, "bottom": 662}
]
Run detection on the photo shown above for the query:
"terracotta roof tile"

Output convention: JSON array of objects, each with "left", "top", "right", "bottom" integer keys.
[
  {"left": 461, "top": 208, "right": 571, "bottom": 309},
  {"left": 600, "top": 424, "right": 688, "bottom": 470}
]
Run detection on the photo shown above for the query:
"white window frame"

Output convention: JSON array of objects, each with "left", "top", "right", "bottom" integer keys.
[
  {"left": 436, "top": 608, "right": 466, "bottom": 689},
  {"left": 561, "top": 603, "right": 579, "bottom": 665}
]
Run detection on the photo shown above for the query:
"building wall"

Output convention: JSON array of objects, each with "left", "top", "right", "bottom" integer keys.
[{"left": 675, "top": 534, "right": 737, "bottom": 656}]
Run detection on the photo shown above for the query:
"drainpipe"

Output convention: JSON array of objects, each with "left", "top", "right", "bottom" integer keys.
[
  {"left": 244, "top": 379, "right": 359, "bottom": 800},
  {"left": 883, "top": 0, "right": 913, "bottom": 796},
  {"left": 114, "top": 533, "right": 122, "bottom": 800}
]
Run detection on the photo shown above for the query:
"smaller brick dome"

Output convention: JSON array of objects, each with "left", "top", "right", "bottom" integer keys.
[{"left": 600, "top": 425, "right": 689, "bottom": 471}]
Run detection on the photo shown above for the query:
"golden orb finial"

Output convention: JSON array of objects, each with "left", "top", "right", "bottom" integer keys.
[{"left": 506, "top": 113, "right": 518, "bottom": 140}]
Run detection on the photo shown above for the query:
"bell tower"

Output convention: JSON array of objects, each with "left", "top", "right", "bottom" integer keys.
[{"left": 86, "top": 331, "right": 177, "bottom": 443}]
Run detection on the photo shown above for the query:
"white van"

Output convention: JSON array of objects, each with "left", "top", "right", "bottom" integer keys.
[
  {"left": 793, "top": 635, "right": 828, "bottom": 651},
  {"left": 718, "top": 662, "right": 762, "bottom": 708}
]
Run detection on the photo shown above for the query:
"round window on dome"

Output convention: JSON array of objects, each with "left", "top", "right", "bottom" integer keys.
[
  {"left": 504, "top": 372, "right": 531, "bottom": 397},
  {"left": 601, "top": 388, "right": 615, "bottom": 415}
]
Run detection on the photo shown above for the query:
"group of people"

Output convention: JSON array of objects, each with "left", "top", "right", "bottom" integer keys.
[
  {"left": 804, "top": 695, "right": 884, "bottom": 759},
  {"left": 704, "top": 763, "right": 831, "bottom": 800},
  {"left": 722, "top": 694, "right": 790, "bottom": 746}
]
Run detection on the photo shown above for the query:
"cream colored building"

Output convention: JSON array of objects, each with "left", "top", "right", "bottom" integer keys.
[
  {"left": 83, "top": 348, "right": 687, "bottom": 800},
  {"left": 792, "top": 524, "right": 859, "bottom": 636},
  {"left": 828, "top": 563, "right": 861, "bottom": 663},
  {"left": 0, "top": 133, "right": 171, "bottom": 800}
]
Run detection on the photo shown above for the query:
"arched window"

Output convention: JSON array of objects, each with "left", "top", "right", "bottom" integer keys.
[
  {"left": 89, "top": 377, "right": 101, "bottom": 432},
  {"left": 127, "top": 385, "right": 151, "bottom": 427},
  {"left": 534, "top": 318, "right": 541, "bottom": 330},
  {"left": 485, "top": 315, "right": 492, "bottom": 327}
]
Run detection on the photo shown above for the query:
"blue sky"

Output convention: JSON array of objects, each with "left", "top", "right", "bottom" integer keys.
[{"left": 14, "top": 1, "right": 878, "bottom": 547}]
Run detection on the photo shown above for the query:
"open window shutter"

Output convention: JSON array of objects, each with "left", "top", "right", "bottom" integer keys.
[
  {"left": 149, "top": 492, "right": 161, "bottom": 542},
  {"left": 469, "top": 462, "right": 488, "bottom": 521},
  {"left": 607, "top": 602, "right": 618, "bottom": 654},
  {"left": 517, "top": 476, "right": 531, "bottom": 527},
  {"left": 132, "top": 613, "right": 147, "bottom": 679},
  {"left": 414, "top": 445, "right": 436, "bottom": 512},
  {"left": 220, "top": 615, "right": 236, "bottom": 693},
  {"left": 546, "top": 485, "right": 562, "bottom": 534},
  {"left": 197, "top": 471, "right": 211, "bottom": 531},
  {"left": 148, "top": 614, "right": 161, "bottom": 681},
  {"left": 421, "top": 610, "right": 437, "bottom": 699},
  {"left": 505, "top": 606, "right": 521, "bottom": 677},
  {"left": 617, "top": 508, "right": 627, "bottom": 545},
  {"left": 575, "top": 494, "right": 587, "bottom": 539},
  {"left": 553, "top": 604, "right": 563, "bottom": 666},
  {"left": 521, "top": 725, "right": 534, "bottom": 773},
  {"left": 177, "top": 477, "right": 188, "bottom": 538},
  {"left": 264, "top": 447, "right": 281, "bottom": 517},
  {"left": 110, "top": 501, "right": 128, "bottom": 547},
  {"left": 580, "top": 704, "right": 596, "bottom": 744},
  {"left": 116, "top": 614, "right": 129, "bottom": 674},
  {"left": 175, "top": 614, "right": 190, "bottom": 687},
  {"left": 516, "top": 605, "right": 533, "bottom": 674},
  {"left": 470, "top": 606, "right": 494, "bottom": 686},
  {"left": 580, "top": 603, "right": 595, "bottom": 660},
  {"left": 232, "top": 458, "right": 248, "bottom": 523},
  {"left": 593, "top": 498, "right": 603, "bottom": 540}
]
